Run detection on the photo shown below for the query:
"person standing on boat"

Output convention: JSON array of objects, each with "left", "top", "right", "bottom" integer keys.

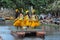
[
  {"left": 31, "top": 9, "right": 40, "bottom": 28},
  {"left": 23, "top": 10, "right": 30, "bottom": 29},
  {"left": 15, "top": 9, "right": 20, "bottom": 18},
  {"left": 13, "top": 12, "right": 24, "bottom": 30}
]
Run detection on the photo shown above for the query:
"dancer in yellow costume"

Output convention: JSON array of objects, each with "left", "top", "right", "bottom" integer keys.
[
  {"left": 31, "top": 9, "right": 40, "bottom": 28},
  {"left": 15, "top": 9, "right": 20, "bottom": 18},
  {"left": 23, "top": 10, "right": 31, "bottom": 28},
  {"left": 13, "top": 13, "right": 23, "bottom": 29}
]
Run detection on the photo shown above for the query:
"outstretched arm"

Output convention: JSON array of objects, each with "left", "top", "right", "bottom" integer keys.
[{"left": 14, "top": 17, "right": 19, "bottom": 22}]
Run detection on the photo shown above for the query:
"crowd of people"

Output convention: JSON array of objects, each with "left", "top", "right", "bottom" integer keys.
[{"left": 13, "top": 9, "right": 41, "bottom": 30}]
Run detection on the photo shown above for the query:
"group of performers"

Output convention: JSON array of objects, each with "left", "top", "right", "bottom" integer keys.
[{"left": 13, "top": 9, "right": 40, "bottom": 29}]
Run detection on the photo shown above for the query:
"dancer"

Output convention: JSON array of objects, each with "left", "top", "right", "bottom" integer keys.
[
  {"left": 15, "top": 9, "right": 20, "bottom": 18},
  {"left": 13, "top": 13, "right": 24, "bottom": 30},
  {"left": 23, "top": 10, "right": 30, "bottom": 29},
  {"left": 31, "top": 9, "right": 40, "bottom": 28}
]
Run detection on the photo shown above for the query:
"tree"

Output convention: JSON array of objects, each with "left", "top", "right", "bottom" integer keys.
[{"left": 0, "top": 0, "right": 57, "bottom": 14}]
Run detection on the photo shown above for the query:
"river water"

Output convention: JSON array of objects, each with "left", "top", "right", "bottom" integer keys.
[{"left": 0, "top": 26, "right": 60, "bottom": 40}]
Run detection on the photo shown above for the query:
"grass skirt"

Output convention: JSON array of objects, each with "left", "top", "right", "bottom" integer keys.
[
  {"left": 31, "top": 20, "right": 40, "bottom": 28},
  {"left": 13, "top": 20, "right": 23, "bottom": 27}
]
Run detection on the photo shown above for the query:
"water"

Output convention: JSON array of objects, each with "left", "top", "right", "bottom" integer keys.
[
  {"left": 45, "top": 35, "right": 60, "bottom": 40},
  {"left": 0, "top": 26, "right": 15, "bottom": 40},
  {"left": 0, "top": 26, "right": 60, "bottom": 40}
]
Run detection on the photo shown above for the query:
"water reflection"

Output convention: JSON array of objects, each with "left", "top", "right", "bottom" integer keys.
[
  {"left": 45, "top": 35, "right": 60, "bottom": 40},
  {"left": 15, "top": 35, "right": 60, "bottom": 40},
  {"left": 15, "top": 38, "right": 43, "bottom": 40},
  {"left": 0, "top": 34, "right": 14, "bottom": 40}
]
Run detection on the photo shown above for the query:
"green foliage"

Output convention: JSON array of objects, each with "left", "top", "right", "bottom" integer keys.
[{"left": 0, "top": 0, "right": 55, "bottom": 14}]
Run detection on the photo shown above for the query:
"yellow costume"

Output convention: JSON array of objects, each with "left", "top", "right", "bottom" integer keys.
[
  {"left": 13, "top": 14, "right": 23, "bottom": 27},
  {"left": 23, "top": 10, "right": 31, "bottom": 27},
  {"left": 31, "top": 9, "right": 40, "bottom": 28},
  {"left": 23, "top": 15, "right": 30, "bottom": 26},
  {"left": 31, "top": 15, "right": 40, "bottom": 28}
]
